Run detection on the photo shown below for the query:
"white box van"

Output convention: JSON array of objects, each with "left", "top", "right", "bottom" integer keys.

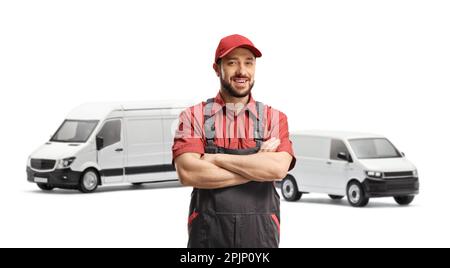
[
  {"left": 281, "top": 130, "right": 419, "bottom": 207},
  {"left": 27, "top": 101, "right": 190, "bottom": 193}
]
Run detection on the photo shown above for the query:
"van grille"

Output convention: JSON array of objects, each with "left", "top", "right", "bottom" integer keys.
[
  {"left": 386, "top": 179, "right": 417, "bottom": 191},
  {"left": 383, "top": 171, "right": 414, "bottom": 178},
  {"left": 365, "top": 178, "right": 419, "bottom": 192},
  {"left": 31, "top": 159, "right": 56, "bottom": 170}
]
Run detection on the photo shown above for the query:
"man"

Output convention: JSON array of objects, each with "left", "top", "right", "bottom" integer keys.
[{"left": 172, "top": 34, "right": 296, "bottom": 248}]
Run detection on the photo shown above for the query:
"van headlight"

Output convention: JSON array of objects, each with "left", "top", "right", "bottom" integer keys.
[
  {"left": 413, "top": 169, "right": 418, "bottom": 178},
  {"left": 57, "top": 157, "right": 76, "bottom": 169},
  {"left": 366, "top": 170, "right": 383, "bottom": 178},
  {"left": 27, "top": 156, "right": 31, "bottom": 167}
]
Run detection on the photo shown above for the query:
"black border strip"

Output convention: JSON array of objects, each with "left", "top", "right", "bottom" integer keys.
[{"left": 100, "top": 164, "right": 176, "bottom": 177}]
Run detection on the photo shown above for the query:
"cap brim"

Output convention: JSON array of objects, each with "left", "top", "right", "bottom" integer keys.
[{"left": 217, "top": 45, "right": 262, "bottom": 62}]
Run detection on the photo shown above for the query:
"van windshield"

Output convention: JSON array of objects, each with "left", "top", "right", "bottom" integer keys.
[
  {"left": 50, "top": 120, "right": 99, "bottom": 143},
  {"left": 349, "top": 138, "right": 402, "bottom": 159}
]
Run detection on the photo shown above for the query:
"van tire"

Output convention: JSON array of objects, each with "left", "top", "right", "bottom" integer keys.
[
  {"left": 394, "top": 195, "right": 415, "bottom": 205},
  {"left": 78, "top": 169, "right": 100, "bottom": 193},
  {"left": 37, "top": 183, "right": 54, "bottom": 191},
  {"left": 281, "top": 175, "right": 302, "bottom": 201},
  {"left": 329, "top": 195, "right": 344, "bottom": 200},
  {"left": 347, "top": 181, "right": 369, "bottom": 207}
]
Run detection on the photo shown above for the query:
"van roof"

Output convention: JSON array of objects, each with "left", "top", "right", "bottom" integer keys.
[
  {"left": 66, "top": 100, "right": 193, "bottom": 120},
  {"left": 290, "top": 130, "right": 385, "bottom": 140}
]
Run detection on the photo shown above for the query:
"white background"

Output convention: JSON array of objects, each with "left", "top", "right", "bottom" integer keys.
[{"left": 1, "top": 0, "right": 449, "bottom": 247}]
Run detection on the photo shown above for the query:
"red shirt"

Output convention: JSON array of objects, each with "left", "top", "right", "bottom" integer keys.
[{"left": 172, "top": 92, "right": 296, "bottom": 170}]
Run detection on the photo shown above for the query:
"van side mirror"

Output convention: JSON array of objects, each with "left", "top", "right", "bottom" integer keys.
[
  {"left": 401, "top": 152, "right": 405, "bottom": 157},
  {"left": 337, "top": 152, "right": 352, "bottom": 162},
  {"left": 96, "top": 136, "right": 104, "bottom": 151}
]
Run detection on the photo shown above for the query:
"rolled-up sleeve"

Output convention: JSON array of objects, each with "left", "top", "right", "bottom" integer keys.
[
  {"left": 269, "top": 110, "right": 296, "bottom": 171},
  {"left": 172, "top": 107, "right": 205, "bottom": 165}
]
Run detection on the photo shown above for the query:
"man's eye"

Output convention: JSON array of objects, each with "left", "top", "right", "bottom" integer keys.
[
  {"left": 246, "top": 62, "right": 254, "bottom": 65},
  {"left": 228, "top": 62, "right": 236, "bottom": 65}
]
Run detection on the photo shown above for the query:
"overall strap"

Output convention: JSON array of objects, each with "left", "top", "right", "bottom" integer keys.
[
  {"left": 253, "top": 101, "right": 265, "bottom": 148},
  {"left": 204, "top": 98, "right": 218, "bottom": 153}
]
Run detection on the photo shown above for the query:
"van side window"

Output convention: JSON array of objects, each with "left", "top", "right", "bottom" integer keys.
[
  {"left": 296, "top": 136, "right": 331, "bottom": 159},
  {"left": 330, "top": 139, "right": 350, "bottom": 160},
  {"left": 98, "top": 120, "right": 121, "bottom": 148}
]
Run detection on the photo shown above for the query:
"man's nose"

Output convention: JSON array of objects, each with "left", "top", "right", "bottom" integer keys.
[{"left": 236, "top": 63, "right": 248, "bottom": 76}]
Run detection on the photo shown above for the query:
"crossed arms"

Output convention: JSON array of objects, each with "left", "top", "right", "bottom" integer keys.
[{"left": 174, "top": 138, "right": 293, "bottom": 189}]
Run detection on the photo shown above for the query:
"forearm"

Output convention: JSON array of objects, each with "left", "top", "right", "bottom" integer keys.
[
  {"left": 213, "top": 152, "right": 291, "bottom": 182},
  {"left": 175, "top": 154, "right": 250, "bottom": 189}
]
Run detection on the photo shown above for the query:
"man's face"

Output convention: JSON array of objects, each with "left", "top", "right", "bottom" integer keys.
[{"left": 214, "top": 47, "right": 256, "bottom": 98}]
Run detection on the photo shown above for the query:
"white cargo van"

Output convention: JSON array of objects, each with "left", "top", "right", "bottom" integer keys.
[
  {"left": 27, "top": 101, "right": 190, "bottom": 193},
  {"left": 282, "top": 130, "right": 419, "bottom": 207}
]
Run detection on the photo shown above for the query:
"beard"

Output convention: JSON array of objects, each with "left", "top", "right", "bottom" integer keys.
[{"left": 220, "top": 77, "right": 255, "bottom": 98}]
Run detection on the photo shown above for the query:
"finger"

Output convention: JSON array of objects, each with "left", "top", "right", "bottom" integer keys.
[
  {"left": 259, "top": 142, "right": 270, "bottom": 152},
  {"left": 260, "top": 140, "right": 280, "bottom": 152},
  {"left": 265, "top": 139, "right": 281, "bottom": 152},
  {"left": 260, "top": 139, "right": 273, "bottom": 150},
  {"left": 262, "top": 138, "right": 278, "bottom": 148},
  {"left": 266, "top": 138, "right": 280, "bottom": 149}
]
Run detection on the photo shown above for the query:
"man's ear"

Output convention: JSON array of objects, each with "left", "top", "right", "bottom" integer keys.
[{"left": 213, "top": 63, "right": 220, "bottom": 77}]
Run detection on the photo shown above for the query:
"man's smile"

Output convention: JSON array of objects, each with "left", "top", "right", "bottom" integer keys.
[{"left": 232, "top": 77, "right": 250, "bottom": 88}]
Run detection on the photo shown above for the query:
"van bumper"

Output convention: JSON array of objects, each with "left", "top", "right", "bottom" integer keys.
[
  {"left": 362, "top": 177, "right": 419, "bottom": 197},
  {"left": 26, "top": 167, "right": 81, "bottom": 189}
]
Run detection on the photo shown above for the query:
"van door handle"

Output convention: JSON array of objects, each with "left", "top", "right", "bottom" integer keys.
[
  {"left": 326, "top": 161, "right": 332, "bottom": 165},
  {"left": 115, "top": 148, "right": 123, "bottom": 152}
]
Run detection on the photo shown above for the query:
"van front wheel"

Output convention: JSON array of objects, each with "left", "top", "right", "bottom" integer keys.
[
  {"left": 394, "top": 195, "right": 415, "bottom": 205},
  {"left": 79, "top": 169, "right": 99, "bottom": 193},
  {"left": 281, "top": 175, "right": 302, "bottom": 201},
  {"left": 347, "top": 181, "right": 369, "bottom": 207}
]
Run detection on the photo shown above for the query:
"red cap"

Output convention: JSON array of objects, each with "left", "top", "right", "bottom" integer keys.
[{"left": 215, "top": 34, "right": 262, "bottom": 63}]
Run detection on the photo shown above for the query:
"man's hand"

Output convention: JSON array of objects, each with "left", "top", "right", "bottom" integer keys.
[{"left": 259, "top": 137, "right": 281, "bottom": 153}]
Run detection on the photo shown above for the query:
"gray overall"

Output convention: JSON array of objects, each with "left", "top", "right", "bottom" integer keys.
[{"left": 187, "top": 98, "right": 280, "bottom": 248}]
